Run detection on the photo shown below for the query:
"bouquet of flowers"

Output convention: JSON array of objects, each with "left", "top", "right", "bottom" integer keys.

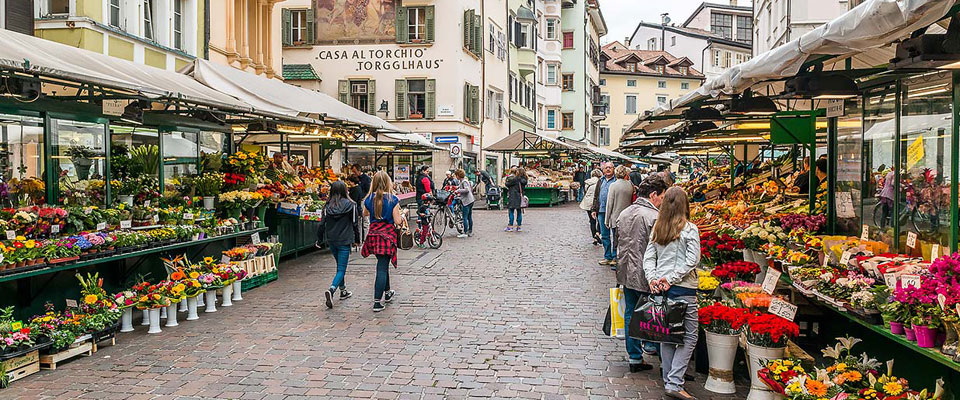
[
  {"left": 700, "top": 231, "right": 745, "bottom": 267},
  {"left": 711, "top": 261, "right": 761, "bottom": 281},
  {"left": 777, "top": 213, "right": 826, "bottom": 234},
  {"left": 698, "top": 303, "right": 750, "bottom": 335},
  {"left": 740, "top": 221, "right": 788, "bottom": 250},
  {"left": 745, "top": 312, "right": 800, "bottom": 347},
  {"left": 698, "top": 269, "right": 720, "bottom": 291}
]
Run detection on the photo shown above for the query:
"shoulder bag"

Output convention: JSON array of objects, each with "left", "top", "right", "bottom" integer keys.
[
  {"left": 627, "top": 295, "right": 688, "bottom": 344},
  {"left": 520, "top": 186, "right": 529, "bottom": 208}
]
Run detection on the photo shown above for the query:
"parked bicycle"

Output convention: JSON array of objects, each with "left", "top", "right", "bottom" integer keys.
[
  {"left": 430, "top": 189, "right": 464, "bottom": 237},
  {"left": 872, "top": 190, "right": 941, "bottom": 235}
]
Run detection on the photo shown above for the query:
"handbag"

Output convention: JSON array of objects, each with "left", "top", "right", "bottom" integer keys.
[
  {"left": 601, "top": 287, "right": 625, "bottom": 337},
  {"left": 397, "top": 219, "right": 414, "bottom": 251},
  {"left": 520, "top": 186, "right": 529, "bottom": 208},
  {"left": 627, "top": 295, "right": 689, "bottom": 344}
]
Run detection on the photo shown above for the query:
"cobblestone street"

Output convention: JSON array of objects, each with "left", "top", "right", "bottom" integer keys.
[{"left": 7, "top": 204, "right": 745, "bottom": 399}]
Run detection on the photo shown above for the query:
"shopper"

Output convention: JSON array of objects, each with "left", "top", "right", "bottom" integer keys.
[
  {"left": 574, "top": 166, "right": 587, "bottom": 202},
  {"left": 352, "top": 164, "right": 372, "bottom": 196},
  {"left": 615, "top": 174, "right": 669, "bottom": 372},
  {"left": 793, "top": 156, "right": 811, "bottom": 194},
  {"left": 604, "top": 165, "right": 634, "bottom": 270},
  {"left": 580, "top": 169, "right": 602, "bottom": 245},
  {"left": 415, "top": 166, "right": 434, "bottom": 209},
  {"left": 442, "top": 170, "right": 459, "bottom": 189},
  {"left": 879, "top": 167, "right": 896, "bottom": 228},
  {"left": 504, "top": 167, "right": 528, "bottom": 232},
  {"left": 591, "top": 162, "right": 617, "bottom": 266},
  {"left": 361, "top": 171, "right": 406, "bottom": 313},
  {"left": 454, "top": 169, "right": 475, "bottom": 238},
  {"left": 642, "top": 186, "right": 701, "bottom": 400},
  {"left": 320, "top": 181, "right": 361, "bottom": 309}
]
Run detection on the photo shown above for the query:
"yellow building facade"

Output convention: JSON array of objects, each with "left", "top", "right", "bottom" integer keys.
[{"left": 207, "top": 0, "right": 283, "bottom": 78}]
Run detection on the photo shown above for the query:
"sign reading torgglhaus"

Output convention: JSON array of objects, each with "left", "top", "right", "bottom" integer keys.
[{"left": 317, "top": 48, "right": 444, "bottom": 72}]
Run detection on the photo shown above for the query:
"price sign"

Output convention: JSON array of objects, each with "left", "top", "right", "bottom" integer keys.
[
  {"left": 931, "top": 244, "right": 940, "bottom": 261},
  {"left": 183, "top": 213, "right": 194, "bottom": 220},
  {"left": 96, "top": 222, "right": 107, "bottom": 231},
  {"left": 50, "top": 225, "right": 60, "bottom": 234},
  {"left": 823, "top": 255, "right": 830, "bottom": 268},
  {"left": 120, "top": 220, "right": 132, "bottom": 229},
  {"left": 939, "top": 294, "right": 948, "bottom": 310},
  {"left": 901, "top": 274, "right": 921, "bottom": 289},
  {"left": 65, "top": 299, "right": 78, "bottom": 308},
  {"left": 860, "top": 225, "right": 870, "bottom": 242},
  {"left": 153, "top": 214, "right": 159, "bottom": 223},
  {"left": 836, "top": 192, "right": 856, "bottom": 218},
  {"left": 840, "top": 251, "right": 852, "bottom": 266},
  {"left": 768, "top": 298, "right": 798, "bottom": 321},
  {"left": 221, "top": 255, "right": 230, "bottom": 264},
  {"left": 906, "top": 232, "right": 918, "bottom": 249},
  {"left": 10, "top": 321, "right": 22, "bottom": 331},
  {"left": 762, "top": 268, "right": 782, "bottom": 294},
  {"left": 5, "top": 230, "right": 15, "bottom": 240},
  {"left": 883, "top": 273, "right": 898, "bottom": 287},
  {"left": 144, "top": 200, "right": 151, "bottom": 207},
  {"left": 250, "top": 233, "right": 261, "bottom": 244}
]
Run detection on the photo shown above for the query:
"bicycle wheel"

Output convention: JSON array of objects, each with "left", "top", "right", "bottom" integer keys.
[
  {"left": 428, "top": 231, "right": 443, "bottom": 249},
  {"left": 872, "top": 204, "right": 886, "bottom": 229},
  {"left": 911, "top": 207, "right": 941, "bottom": 235},
  {"left": 452, "top": 204, "right": 465, "bottom": 234},
  {"left": 432, "top": 209, "right": 448, "bottom": 236}
]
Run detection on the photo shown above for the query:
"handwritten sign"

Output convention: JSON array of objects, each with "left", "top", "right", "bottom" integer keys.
[
  {"left": 883, "top": 273, "right": 898, "bottom": 288},
  {"left": 5, "top": 230, "right": 15, "bottom": 240},
  {"left": 221, "top": 255, "right": 230, "bottom": 264},
  {"left": 65, "top": 299, "right": 78, "bottom": 308},
  {"left": 901, "top": 274, "right": 921, "bottom": 289},
  {"left": 823, "top": 255, "right": 830, "bottom": 268},
  {"left": 840, "top": 251, "right": 852, "bottom": 266},
  {"left": 50, "top": 225, "right": 60, "bottom": 234},
  {"left": 906, "top": 232, "right": 917, "bottom": 249},
  {"left": 96, "top": 222, "right": 107, "bottom": 231},
  {"left": 251, "top": 233, "right": 261, "bottom": 245},
  {"left": 120, "top": 220, "right": 132, "bottom": 229},
  {"left": 906, "top": 135, "right": 925, "bottom": 170},
  {"left": 836, "top": 192, "right": 856, "bottom": 219},
  {"left": 153, "top": 214, "right": 160, "bottom": 223},
  {"left": 860, "top": 225, "right": 870, "bottom": 242},
  {"left": 762, "top": 268, "right": 782, "bottom": 294},
  {"left": 183, "top": 213, "right": 194, "bottom": 220},
  {"left": 931, "top": 244, "right": 940, "bottom": 261},
  {"left": 144, "top": 200, "right": 151, "bottom": 207},
  {"left": 768, "top": 298, "right": 798, "bottom": 321},
  {"left": 863, "top": 263, "right": 880, "bottom": 278}
]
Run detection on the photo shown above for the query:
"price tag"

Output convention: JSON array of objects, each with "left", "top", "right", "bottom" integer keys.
[
  {"left": 906, "top": 232, "right": 918, "bottom": 249},
  {"left": 762, "top": 268, "right": 782, "bottom": 294},
  {"left": 939, "top": 294, "right": 948, "bottom": 310},
  {"left": 768, "top": 298, "right": 798, "bottom": 321},
  {"left": 931, "top": 244, "right": 940, "bottom": 261},
  {"left": 883, "top": 273, "right": 898, "bottom": 287},
  {"left": 144, "top": 200, "right": 151, "bottom": 207},
  {"left": 823, "top": 255, "right": 830, "bottom": 268},
  {"left": 901, "top": 274, "right": 921, "bottom": 289},
  {"left": 120, "top": 220, "right": 132, "bottom": 229},
  {"left": 250, "top": 233, "right": 261, "bottom": 244},
  {"left": 10, "top": 321, "right": 22, "bottom": 331},
  {"left": 65, "top": 299, "right": 78, "bottom": 308},
  {"left": 860, "top": 225, "right": 870, "bottom": 242},
  {"left": 5, "top": 230, "right": 15, "bottom": 240},
  {"left": 221, "top": 255, "right": 230, "bottom": 264},
  {"left": 840, "top": 251, "right": 852, "bottom": 266},
  {"left": 50, "top": 225, "right": 60, "bottom": 234},
  {"left": 183, "top": 213, "right": 194, "bottom": 220},
  {"left": 153, "top": 214, "right": 159, "bottom": 223},
  {"left": 96, "top": 222, "right": 107, "bottom": 231}
]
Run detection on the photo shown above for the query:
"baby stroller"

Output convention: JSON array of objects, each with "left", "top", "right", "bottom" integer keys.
[{"left": 486, "top": 185, "right": 502, "bottom": 210}]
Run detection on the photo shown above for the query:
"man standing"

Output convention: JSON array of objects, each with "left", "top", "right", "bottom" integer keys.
[
  {"left": 615, "top": 174, "right": 669, "bottom": 372},
  {"left": 591, "top": 162, "right": 617, "bottom": 266},
  {"left": 573, "top": 166, "right": 587, "bottom": 202}
]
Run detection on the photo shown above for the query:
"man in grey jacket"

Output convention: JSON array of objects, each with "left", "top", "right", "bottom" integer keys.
[{"left": 614, "top": 174, "right": 669, "bottom": 372}]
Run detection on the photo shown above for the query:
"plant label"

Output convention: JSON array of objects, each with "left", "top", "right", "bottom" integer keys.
[
  {"left": 83, "top": 208, "right": 91, "bottom": 215},
  {"left": 10, "top": 321, "right": 22, "bottom": 331},
  {"left": 153, "top": 215, "right": 159, "bottom": 223},
  {"left": 221, "top": 255, "right": 230, "bottom": 264},
  {"left": 860, "top": 225, "right": 870, "bottom": 242},
  {"left": 931, "top": 244, "right": 940, "bottom": 261},
  {"left": 0, "top": 253, "right": 4, "bottom": 264},
  {"left": 120, "top": 220, "right": 132, "bottom": 229},
  {"left": 901, "top": 274, "right": 921, "bottom": 289},
  {"left": 956, "top": 304, "right": 960, "bottom": 319},
  {"left": 144, "top": 200, "right": 151, "bottom": 207},
  {"left": 5, "top": 230, "right": 15, "bottom": 240},
  {"left": 50, "top": 225, "right": 60, "bottom": 234},
  {"left": 939, "top": 294, "right": 948, "bottom": 310},
  {"left": 823, "top": 255, "right": 829, "bottom": 268},
  {"left": 840, "top": 251, "right": 852, "bottom": 266},
  {"left": 96, "top": 222, "right": 107, "bottom": 231},
  {"left": 762, "top": 268, "right": 781, "bottom": 294},
  {"left": 65, "top": 299, "right": 78, "bottom": 308},
  {"left": 883, "top": 273, "right": 898, "bottom": 288},
  {"left": 251, "top": 233, "right": 261, "bottom": 245},
  {"left": 183, "top": 213, "right": 194, "bottom": 220},
  {"left": 768, "top": 298, "right": 798, "bottom": 321},
  {"left": 906, "top": 232, "right": 918, "bottom": 249}
]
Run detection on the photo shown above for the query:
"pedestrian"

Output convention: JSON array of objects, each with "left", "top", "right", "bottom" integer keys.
[
  {"left": 604, "top": 165, "right": 634, "bottom": 270},
  {"left": 454, "top": 169, "right": 475, "bottom": 238},
  {"left": 320, "top": 181, "right": 361, "bottom": 309},
  {"left": 642, "top": 186, "right": 701, "bottom": 400},
  {"left": 504, "top": 167, "right": 528, "bottom": 232},
  {"left": 442, "top": 170, "right": 458, "bottom": 189},
  {"left": 628, "top": 164, "right": 644, "bottom": 188},
  {"left": 590, "top": 162, "right": 617, "bottom": 266},
  {"left": 580, "top": 169, "right": 602, "bottom": 245},
  {"left": 353, "top": 164, "right": 371, "bottom": 195},
  {"left": 415, "top": 166, "right": 434, "bottom": 209},
  {"left": 615, "top": 174, "right": 669, "bottom": 372},
  {"left": 361, "top": 171, "right": 407, "bottom": 313},
  {"left": 573, "top": 166, "right": 587, "bottom": 202}
]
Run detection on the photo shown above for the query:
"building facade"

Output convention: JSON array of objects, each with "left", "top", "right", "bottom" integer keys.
[
  {"left": 598, "top": 42, "right": 703, "bottom": 149},
  {"left": 508, "top": 0, "right": 537, "bottom": 153},
  {"left": 753, "top": 0, "right": 850, "bottom": 55},
  {"left": 559, "top": 0, "right": 606, "bottom": 144},
  {"left": 34, "top": 0, "right": 205, "bottom": 70},
  {"left": 207, "top": 0, "right": 283, "bottom": 78},
  {"left": 536, "top": 0, "right": 562, "bottom": 139},
  {"left": 627, "top": 1, "right": 751, "bottom": 80},
  {"left": 481, "top": 0, "right": 511, "bottom": 177},
  {"left": 1, "top": 0, "right": 34, "bottom": 35}
]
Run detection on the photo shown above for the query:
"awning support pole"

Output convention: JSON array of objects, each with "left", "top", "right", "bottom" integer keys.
[
  {"left": 827, "top": 116, "right": 838, "bottom": 234},
  {"left": 952, "top": 71, "right": 960, "bottom": 253}
]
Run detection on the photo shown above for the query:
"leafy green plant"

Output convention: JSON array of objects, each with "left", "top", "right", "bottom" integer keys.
[
  {"left": 200, "top": 152, "right": 222, "bottom": 174},
  {"left": 195, "top": 173, "right": 223, "bottom": 197},
  {"left": 130, "top": 144, "right": 159, "bottom": 176},
  {"left": 110, "top": 144, "right": 133, "bottom": 179}
]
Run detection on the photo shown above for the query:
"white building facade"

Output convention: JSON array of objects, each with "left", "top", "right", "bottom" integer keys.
[
  {"left": 753, "top": 0, "right": 850, "bottom": 55},
  {"left": 536, "top": 0, "right": 562, "bottom": 139}
]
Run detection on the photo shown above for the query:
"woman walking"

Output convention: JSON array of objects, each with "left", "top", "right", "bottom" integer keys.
[
  {"left": 642, "top": 186, "right": 701, "bottom": 400},
  {"left": 321, "top": 181, "right": 361, "bottom": 309},
  {"left": 361, "top": 171, "right": 407, "bottom": 312},
  {"left": 455, "top": 169, "right": 475, "bottom": 238},
  {"left": 504, "top": 167, "right": 528, "bottom": 232},
  {"left": 580, "top": 169, "right": 602, "bottom": 245}
]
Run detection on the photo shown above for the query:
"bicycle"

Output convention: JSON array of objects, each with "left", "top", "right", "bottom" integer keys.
[
  {"left": 871, "top": 191, "right": 941, "bottom": 235},
  {"left": 411, "top": 198, "right": 442, "bottom": 249},
  {"left": 430, "top": 189, "right": 464, "bottom": 237}
]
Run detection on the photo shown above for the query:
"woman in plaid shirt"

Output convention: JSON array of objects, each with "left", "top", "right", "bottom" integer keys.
[{"left": 361, "top": 171, "right": 407, "bottom": 312}]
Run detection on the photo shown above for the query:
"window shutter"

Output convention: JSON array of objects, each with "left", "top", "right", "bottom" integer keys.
[
  {"left": 463, "top": 10, "right": 473, "bottom": 52},
  {"left": 281, "top": 9, "right": 292, "bottom": 46},
  {"left": 463, "top": 84, "right": 470, "bottom": 123},
  {"left": 338, "top": 80, "right": 349, "bottom": 104},
  {"left": 395, "top": 80, "right": 407, "bottom": 119},
  {"left": 425, "top": 6, "right": 435, "bottom": 42},
  {"left": 305, "top": 8, "right": 315, "bottom": 44},
  {"left": 425, "top": 79, "right": 436, "bottom": 119},
  {"left": 395, "top": 7, "right": 408, "bottom": 43},
  {"left": 366, "top": 80, "right": 377, "bottom": 115},
  {"left": 471, "top": 85, "right": 480, "bottom": 125},
  {"left": 473, "top": 15, "right": 482, "bottom": 55}
]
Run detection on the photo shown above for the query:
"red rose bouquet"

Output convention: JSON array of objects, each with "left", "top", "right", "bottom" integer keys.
[
  {"left": 701, "top": 231, "right": 745, "bottom": 267},
  {"left": 698, "top": 303, "right": 750, "bottom": 335},
  {"left": 711, "top": 261, "right": 761, "bottom": 281},
  {"left": 745, "top": 312, "right": 799, "bottom": 348}
]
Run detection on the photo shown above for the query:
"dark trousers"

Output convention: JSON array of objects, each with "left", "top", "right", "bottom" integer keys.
[
  {"left": 587, "top": 211, "right": 600, "bottom": 241},
  {"left": 375, "top": 254, "right": 391, "bottom": 302}
]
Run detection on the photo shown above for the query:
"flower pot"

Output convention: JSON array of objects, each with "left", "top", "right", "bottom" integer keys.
[
  {"left": 160, "top": 306, "right": 167, "bottom": 319},
  {"left": 178, "top": 299, "right": 188, "bottom": 312},
  {"left": 197, "top": 292, "right": 205, "bottom": 307},
  {"left": 221, "top": 285, "right": 233, "bottom": 307},
  {"left": 119, "top": 195, "right": 134, "bottom": 206},
  {"left": 704, "top": 331, "right": 739, "bottom": 394},
  {"left": 890, "top": 321, "right": 905, "bottom": 335},
  {"left": 915, "top": 325, "right": 938, "bottom": 348},
  {"left": 204, "top": 291, "right": 217, "bottom": 313},
  {"left": 905, "top": 326, "right": 917, "bottom": 342},
  {"left": 746, "top": 342, "right": 785, "bottom": 400},
  {"left": 203, "top": 196, "right": 216, "bottom": 210},
  {"left": 147, "top": 308, "right": 162, "bottom": 334},
  {"left": 256, "top": 205, "right": 267, "bottom": 223},
  {"left": 186, "top": 296, "right": 200, "bottom": 321},
  {"left": 141, "top": 309, "right": 150, "bottom": 326},
  {"left": 232, "top": 280, "right": 243, "bottom": 301},
  {"left": 165, "top": 302, "right": 179, "bottom": 327},
  {"left": 120, "top": 308, "right": 134, "bottom": 333}
]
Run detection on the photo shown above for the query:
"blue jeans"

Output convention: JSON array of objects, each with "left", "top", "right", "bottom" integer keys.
[
  {"left": 508, "top": 208, "right": 523, "bottom": 226},
  {"left": 328, "top": 245, "right": 350, "bottom": 290},
  {"left": 623, "top": 288, "right": 646, "bottom": 363},
  {"left": 462, "top": 203, "right": 474, "bottom": 233},
  {"left": 576, "top": 186, "right": 585, "bottom": 202},
  {"left": 374, "top": 254, "right": 391, "bottom": 302},
  {"left": 598, "top": 213, "right": 614, "bottom": 260}
]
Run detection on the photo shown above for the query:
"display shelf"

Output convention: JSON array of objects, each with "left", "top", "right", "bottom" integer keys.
[{"left": 0, "top": 228, "right": 268, "bottom": 284}]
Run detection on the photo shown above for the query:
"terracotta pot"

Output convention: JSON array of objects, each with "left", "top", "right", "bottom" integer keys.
[{"left": 16, "top": 261, "right": 25, "bottom": 268}]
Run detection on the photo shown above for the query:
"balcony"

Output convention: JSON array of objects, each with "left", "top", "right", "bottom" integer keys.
[{"left": 516, "top": 47, "right": 536, "bottom": 78}]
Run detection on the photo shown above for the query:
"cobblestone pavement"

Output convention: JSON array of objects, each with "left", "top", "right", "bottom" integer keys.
[{"left": 7, "top": 204, "right": 747, "bottom": 399}]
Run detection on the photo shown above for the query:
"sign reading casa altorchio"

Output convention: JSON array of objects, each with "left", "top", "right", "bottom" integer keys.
[{"left": 316, "top": 48, "right": 444, "bottom": 72}]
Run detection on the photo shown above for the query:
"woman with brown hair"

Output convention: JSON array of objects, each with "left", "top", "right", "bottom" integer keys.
[
  {"left": 361, "top": 171, "right": 407, "bottom": 312},
  {"left": 641, "top": 186, "right": 701, "bottom": 400},
  {"left": 504, "top": 167, "right": 528, "bottom": 232}
]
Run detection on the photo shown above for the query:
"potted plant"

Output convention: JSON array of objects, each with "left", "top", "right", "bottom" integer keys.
[
  {"left": 66, "top": 145, "right": 98, "bottom": 181},
  {"left": 744, "top": 312, "right": 800, "bottom": 400},
  {"left": 195, "top": 173, "right": 223, "bottom": 210},
  {"left": 42, "top": 238, "right": 81, "bottom": 264},
  {"left": 699, "top": 303, "right": 749, "bottom": 394}
]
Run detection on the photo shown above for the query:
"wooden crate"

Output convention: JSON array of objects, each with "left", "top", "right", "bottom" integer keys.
[
  {"left": 39, "top": 342, "right": 93, "bottom": 370},
  {"left": 3, "top": 350, "right": 39, "bottom": 384}
]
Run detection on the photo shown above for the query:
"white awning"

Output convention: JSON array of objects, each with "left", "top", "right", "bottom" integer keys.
[
  {"left": 0, "top": 29, "right": 251, "bottom": 112},
  {"left": 560, "top": 138, "right": 635, "bottom": 162},
  {"left": 484, "top": 130, "right": 578, "bottom": 152},
  {"left": 184, "top": 59, "right": 407, "bottom": 133}
]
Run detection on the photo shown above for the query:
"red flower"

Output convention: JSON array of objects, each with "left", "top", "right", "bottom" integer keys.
[{"left": 19, "top": 327, "right": 30, "bottom": 335}]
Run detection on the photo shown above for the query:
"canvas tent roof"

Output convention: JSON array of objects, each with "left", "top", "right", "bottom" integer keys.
[{"left": 484, "top": 130, "right": 578, "bottom": 152}]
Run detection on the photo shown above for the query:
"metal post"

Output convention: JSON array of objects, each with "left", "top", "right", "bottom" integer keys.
[
  {"left": 827, "top": 116, "right": 838, "bottom": 234},
  {"left": 104, "top": 124, "right": 112, "bottom": 205},
  {"left": 893, "top": 79, "right": 903, "bottom": 251},
  {"left": 952, "top": 71, "right": 960, "bottom": 252},
  {"left": 43, "top": 113, "right": 56, "bottom": 205},
  {"left": 157, "top": 129, "right": 165, "bottom": 193}
]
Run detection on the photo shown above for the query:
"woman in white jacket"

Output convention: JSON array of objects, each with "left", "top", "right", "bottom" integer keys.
[
  {"left": 579, "top": 169, "right": 602, "bottom": 245},
  {"left": 642, "top": 186, "right": 701, "bottom": 400}
]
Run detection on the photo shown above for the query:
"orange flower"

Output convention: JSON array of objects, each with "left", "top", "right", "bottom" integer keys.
[
  {"left": 805, "top": 379, "right": 827, "bottom": 397},
  {"left": 170, "top": 270, "right": 185, "bottom": 281}
]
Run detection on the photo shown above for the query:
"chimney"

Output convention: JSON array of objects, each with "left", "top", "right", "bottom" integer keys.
[{"left": 624, "top": 37, "right": 630, "bottom": 47}]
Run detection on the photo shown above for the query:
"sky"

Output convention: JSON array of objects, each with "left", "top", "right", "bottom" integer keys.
[{"left": 598, "top": 0, "right": 751, "bottom": 45}]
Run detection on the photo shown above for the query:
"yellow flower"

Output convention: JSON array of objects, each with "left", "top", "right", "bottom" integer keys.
[
  {"left": 203, "top": 257, "right": 214, "bottom": 264},
  {"left": 174, "top": 283, "right": 186, "bottom": 293},
  {"left": 189, "top": 271, "right": 200, "bottom": 279},
  {"left": 24, "top": 240, "right": 35, "bottom": 249},
  {"left": 883, "top": 382, "right": 903, "bottom": 395},
  {"left": 238, "top": 153, "right": 247, "bottom": 160},
  {"left": 15, "top": 236, "right": 25, "bottom": 241},
  {"left": 83, "top": 294, "right": 98, "bottom": 305},
  {"left": 834, "top": 363, "right": 847, "bottom": 372},
  {"left": 152, "top": 294, "right": 161, "bottom": 300}
]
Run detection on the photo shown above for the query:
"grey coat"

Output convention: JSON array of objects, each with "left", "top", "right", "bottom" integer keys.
[
  {"left": 604, "top": 179, "right": 634, "bottom": 229},
  {"left": 615, "top": 198, "right": 659, "bottom": 292},
  {"left": 642, "top": 222, "right": 701, "bottom": 290},
  {"left": 579, "top": 177, "right": 599, "bottom": 211}
]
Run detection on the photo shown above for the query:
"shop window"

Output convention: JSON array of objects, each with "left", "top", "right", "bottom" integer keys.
[
  {"left": 111, "top": 126, "right": 160, "bottom": 205},
  {"left": 162, "top": 131, "right": 199, "bottom": 196},
  {"left": 562, "top": 73, "right": 574, "bottom": 91},
  {"left": 0, "top": 114, "right": 45, "bottom": 207},
  {"left": 52, "top": 119, "right": 107, "bottom": 206},
  {"left": 862, "top": 85, "right": 897, "bottom": 248},
  {"left": 561, "top": 112, "right": 574, "bottom": 130},
  {"left": 395, "top": 79, "right": 435, "bottom": 120},
  {"left": 835, "top": 99, "right": 863, "bottom": 236}
]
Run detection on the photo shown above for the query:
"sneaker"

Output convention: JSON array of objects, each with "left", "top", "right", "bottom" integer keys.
[
  {"left": 339, "top": 289, "right": 352, "bottom": 300},
  {"left": 373, "top": 302, "right": 385, "bottom": 312},
  {"left": 324, "top": 289, "right": 334, "bottom": 309},
  {"left": 598, "top": 259, "right": 610, "bottom": 265},
  {"left": 504, "top": 226, "right": 514, "bottom": 232},
  {"left": 384, "top": 290, "right": 396, "bottom": 303},
  {"left": 467, "top": 232, "right": 474, "bottom": 237},
  {"left": 516, "top": 226, "right": 522, "bottom": 232},
  {"left": 457, "top": 233, "right": 468, "bottom": 238}
]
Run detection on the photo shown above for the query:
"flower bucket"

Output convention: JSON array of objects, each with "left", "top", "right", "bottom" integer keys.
[
  {"left": 904, "top": 326, "right": 917, "bottom": 342},
  {"left": 186, "top": 296, "right": 200, "bottom": 321},
  {"left": 704, "top": 331, "right": 739, "bottom": 394},
  {"left": 147, "top": 308, "right": 162, "bottom": 334},
  {"left": 204, "top": 291, "right": 217, "bottom": 313},
  {"left": 890, "top": 321, "right": 905, "bottom": 335},
  {"left": 119, "top": 195, "right": 134, "bottom": 206},
  {"left": 256, "top": 205, "right": 267, "bottom": 222},
  {"left": 232, "top": 280, "right": 243, "bottom": 301},
  {"left": 120, "top": 308, "right": 134, "bottom": 333},
  {"left": 141, "top": 309, "right": 150, "bottom": 325},
  {"left": 221, "top": 285, "right": 234, "bottom": 307},
  {"left": 746, "top": 342, "right": 785, "bottom": 400},
  {"left": 915, "top": 325, "right": 937, "bottom": 348},
  {"left": 203, "top": 196, "right": 216, "bottom": 210},
  {"left": 165, "top": 302, "right": 179, "bottom": 327},
  {"left": 942, "top": 320, "right": 959, "bottom": 356},
  {"left": 178, "top": 299, "right": 188, "bottom": 312}
]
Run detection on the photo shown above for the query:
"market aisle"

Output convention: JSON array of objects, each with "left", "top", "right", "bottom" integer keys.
[{"left": 7, "top": 204, "right": 743, "bottom": 399}]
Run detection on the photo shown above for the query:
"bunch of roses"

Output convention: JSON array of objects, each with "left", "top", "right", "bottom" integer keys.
[
  {"left": 745, "top": 312, "right": 800, "bottom": 347},
  {"left": 698, "top": 303, "right": 750, "bottom": 335},
  {"left": 777, "top": 213, "right": 826, "bottom": 234},
  {"left": 711, "top": 261, "right": 761, "bottom": 281},
  {"left": 700, "top": 231, "right": 745, "bottom": 265}
]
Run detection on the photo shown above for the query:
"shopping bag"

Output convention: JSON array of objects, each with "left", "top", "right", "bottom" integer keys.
[
  {"left": 628, "top": 295, "right": 688, "bottom": 344},
  {"left": 605, "top": 287, "right": 625, "bottom": 338}
]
